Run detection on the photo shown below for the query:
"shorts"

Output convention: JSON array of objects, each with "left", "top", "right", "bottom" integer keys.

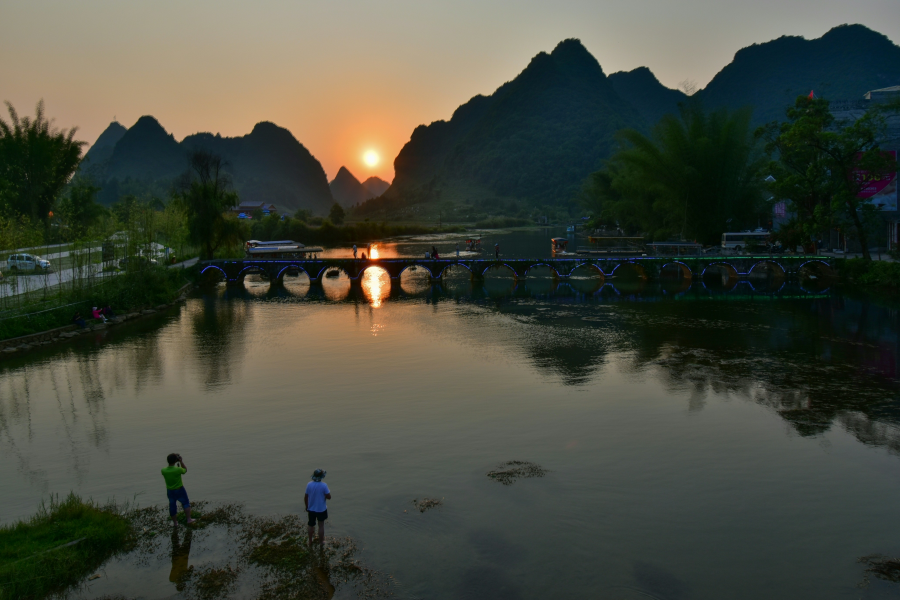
[
  {"left": 308, "top": 510, "right": 328, "bottom": 526},
  {"left": 167, "top": 486, "right": 190, "bottom": 516}
]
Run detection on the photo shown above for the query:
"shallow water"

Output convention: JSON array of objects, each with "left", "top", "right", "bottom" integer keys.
[{"left": 1, "top": 230, "right": 899, "bottom": 599}]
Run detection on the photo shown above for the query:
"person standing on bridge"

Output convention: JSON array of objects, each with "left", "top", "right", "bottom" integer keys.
[
  {"left": 494, "top": 243, "right": 500, "bottom": 260},
  {"left": 456, "top": 243, "right": 460, "bottom": 259},
  {"left": 306, "top": 468, "right": 331, "bottom": 546},
  {"left": 352, "top": 244, "right": 357, "bottom": 260}
]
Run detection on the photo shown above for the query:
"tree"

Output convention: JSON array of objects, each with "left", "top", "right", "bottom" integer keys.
[
  {"left": 759, "top": 96, "right": 897, "bottom": 260},
  {"left": 582, "top": 101, "right": 766, "bottom": 244},
  {"left": 174, "top": 151, "right": 245, "bottom": 259},
  {"left": 329, "top": 202, "right": 345, "bottom": 225},
  {"left": 56, "top": 178, "right": 106, "bottom": 239},
  {"left": 0, "top": 100, "right": 85, "bottom": 222}
]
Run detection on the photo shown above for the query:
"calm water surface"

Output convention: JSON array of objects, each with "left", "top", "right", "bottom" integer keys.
[{"left": 1, "top": 230, "right": 899, "bottom": 599}]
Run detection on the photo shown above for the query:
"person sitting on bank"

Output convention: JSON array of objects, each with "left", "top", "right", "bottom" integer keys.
[
  {"left": 101, "top": 305, "right": 116, "bottom": 318},
  {"left": 305, "top": 468, "right": 331, "bottom": 545},
  {"left": 162, "top": 453, "right": 196, "bottom": 526},
  {"left": 92, "top": 306, "right": 107, "bottom": 323},
  {"left": 72, "top": 312, "right": 87, "bottom": 328}
]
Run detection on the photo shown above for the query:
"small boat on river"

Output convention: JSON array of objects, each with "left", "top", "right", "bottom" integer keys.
[{"left": 245, "top": 240, "right": 323, "bottom": 259}]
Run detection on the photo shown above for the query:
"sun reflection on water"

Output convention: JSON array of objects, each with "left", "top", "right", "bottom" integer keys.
[{"left": 362, "top": 266, "right": 390, "bottom": 307}]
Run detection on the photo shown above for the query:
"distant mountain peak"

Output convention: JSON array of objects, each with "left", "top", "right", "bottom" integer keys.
[
  {"left": 333, "top": 166, "right": 361, "bottom": 185},
  {"left": 92, "top": 121, "right": 127, "bottom": 150},
  {"left": 330, "top": 166, "right": 370, "bottom": 207},
  {"left": 608, "top": 67, "right": 686, "bottom": 125},
  {"left": 130, "top": 115, "right": 170, "bottom": 135},
  {"left": 361, "top": 176, "right": 390, "bottom": 198}
]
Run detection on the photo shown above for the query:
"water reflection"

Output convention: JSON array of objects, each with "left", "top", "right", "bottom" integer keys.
[
  {"left": 362, "top": 267, "right": 390, "bottom": 308},
  {"left": 169, "top": 528, "right": 193, "bottom": 591},
  {"left": 322, "top": 270, "right": 351, "bottom": 301},
  {"left": 187, "top": 294, "right": 251, "bottom": 390}
]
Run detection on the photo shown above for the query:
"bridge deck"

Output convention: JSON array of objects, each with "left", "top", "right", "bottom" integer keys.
[{"left": 200, "top": 255, "right": 834, "bottom": 284}]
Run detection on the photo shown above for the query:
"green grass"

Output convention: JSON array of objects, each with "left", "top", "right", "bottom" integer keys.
[
  {"left": 836, "top": 258, "right": 900, "bottom": 288},
  {"left": 0, "top": 493, "right": 132, "bottom": 600}
]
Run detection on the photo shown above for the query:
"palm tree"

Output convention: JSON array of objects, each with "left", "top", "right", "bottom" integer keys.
[
  {"left": 0, "top": 100, "right": 85, "bottom": 222},
  {"left": 586, "top": 101, "right": 765, "bottom": 244}
]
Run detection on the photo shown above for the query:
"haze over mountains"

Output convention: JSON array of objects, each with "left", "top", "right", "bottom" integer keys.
[{"left": 81, "top": 23, "right": 900, "bottom": 214}]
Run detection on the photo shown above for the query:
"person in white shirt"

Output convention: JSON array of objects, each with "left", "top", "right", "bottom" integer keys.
[{"left": 305, "top": 468, "right": 332, "bottom": 545}]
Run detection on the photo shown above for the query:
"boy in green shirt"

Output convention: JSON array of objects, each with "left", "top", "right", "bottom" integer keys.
[{"left": 162, "top": 453, "right": 196, "bottom": 526}]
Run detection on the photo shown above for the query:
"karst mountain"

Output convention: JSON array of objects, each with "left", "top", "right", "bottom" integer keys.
[{"left": 80, "top": 118, "right": 333, "bottom": 212}]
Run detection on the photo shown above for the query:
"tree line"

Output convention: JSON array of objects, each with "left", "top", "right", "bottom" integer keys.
[{"left": 581, "top": 95, "right": 897, "bottom": 260}]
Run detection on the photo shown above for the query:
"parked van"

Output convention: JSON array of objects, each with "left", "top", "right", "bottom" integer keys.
[
  {"left": 6, "top": 253, "right": 51, "bottom": 272},
  {"left": 721, "top": 230, "right": 770, "bottom": 252}
]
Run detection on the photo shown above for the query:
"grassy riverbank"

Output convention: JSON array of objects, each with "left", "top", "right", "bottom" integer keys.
[
  {"left": 0, "top": 267, "right": 191, "bottom": 341},
  {"left": 1, "top": 496, "right": 388, "bottom": 600},
  {"left": 0, "top": 494, "right": 132, "bottom": 600},
  {"left": 835, "top": 258, "right": 900, "bottom": 288}
]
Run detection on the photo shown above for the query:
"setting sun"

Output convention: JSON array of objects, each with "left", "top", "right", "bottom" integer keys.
[{"left": 363, "top": 150, "right": 379, "bottom": 167}]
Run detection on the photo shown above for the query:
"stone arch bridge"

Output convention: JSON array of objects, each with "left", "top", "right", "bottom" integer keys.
[{"left": 199, "top": 256, "right": 834, "bottom": 287}]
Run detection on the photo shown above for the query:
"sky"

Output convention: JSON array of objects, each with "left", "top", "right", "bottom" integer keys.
[{"left": 1, "top": 0, "right": 898, "bottom": 184}]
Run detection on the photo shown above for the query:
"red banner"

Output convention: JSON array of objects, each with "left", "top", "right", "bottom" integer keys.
[{"left": 855, "top": 150, "right": 897, "bottom": 211}]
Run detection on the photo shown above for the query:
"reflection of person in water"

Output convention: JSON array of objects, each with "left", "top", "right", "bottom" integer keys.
[
  {"left": 169, "top": 527, "right": 193, "bottom": 590},
  {"left": 313, "top": 557, "right": 336, "bottom": 599}
]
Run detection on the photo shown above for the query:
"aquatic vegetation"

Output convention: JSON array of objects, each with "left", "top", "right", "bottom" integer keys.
[
  {"left": 412, "top": 498, "right": 444, "bottom": 513},
  {"left": 486, "top": 461, "right": 547, "bottom": 485},
  {"left": 185, "top": 565, "right": 241, "bottom": 600},
  {"left": 0, "top": 493, "right": 133, "bottom": 600},
  {"left": 1, "top": 497, "right": 390, "bottom": 600},
  {"left": 858, "top": 554, "right": 900, "bottom": 586},
  {"left": 240, "top": 513, "right": 389, "bottom": 600}
]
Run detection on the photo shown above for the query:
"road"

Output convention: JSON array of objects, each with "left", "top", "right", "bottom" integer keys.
[{"left": 0, "top": 265, "right": 115, "bottom": 299}]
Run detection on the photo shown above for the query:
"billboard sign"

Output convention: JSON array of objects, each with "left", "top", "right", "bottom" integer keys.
[{"left": 856, "top": 150, "right": 897, "bottom": 211}]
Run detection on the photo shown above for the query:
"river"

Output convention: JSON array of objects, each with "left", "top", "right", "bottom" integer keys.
[{"left": 1, "top": 229, "right": 899, "bottom": 599}]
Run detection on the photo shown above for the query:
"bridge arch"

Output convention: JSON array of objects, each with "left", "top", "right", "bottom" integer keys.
[
  {"left": 314, "top": 265, "right": 350, "bottom": 281},
  {"left": 660, "top": 261, "right": 693, "bottom": 281},
  {"left": 567, "top": 262, "right": 607, "bottom": 279},
  {"left": 399, "top": 263, "right": 436, "bottom": 278},
  {"left": 199, "top": 265, "right": 228, "bottom": 284},
  {"left": 798, "top": 260, "right": 836, "bottom": 280},
  {"left": 524, "top": 263, "right": 561, "bottom": 278},
  {"left": 481, "top": 262, "right": 519, "bottom": 279},
  {"left": 237, "top": 265, "right": 269, "bottom": 283},
  {"left": 610, "top": 262, "right": 647, "bottom": 280},
  {"left": 436, "top": 263, "right": 473, "bottom": 278},
  {"left": 748, "top": 260, "right": 787, "bottom": 278},
  {"left": 701, "top": 262, "right": 739, "bottom": 279},
  {"left": 276, "top": 264, "right": 312, "bottom": 282}
]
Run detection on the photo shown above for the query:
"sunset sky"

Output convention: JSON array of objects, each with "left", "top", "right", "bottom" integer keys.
[{"left": 2, "top": 0, "right": 898, "bottom": 184}]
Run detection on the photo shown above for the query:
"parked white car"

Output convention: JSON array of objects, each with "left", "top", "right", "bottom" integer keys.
[{"left": 6, "top": 253, "right": 52, "bottom": 272}]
